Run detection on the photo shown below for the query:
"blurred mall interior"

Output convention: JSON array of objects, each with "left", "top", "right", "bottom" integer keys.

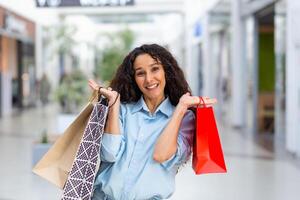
[{"left": 0, "top": 0, "right": 300, "bottom": 199}]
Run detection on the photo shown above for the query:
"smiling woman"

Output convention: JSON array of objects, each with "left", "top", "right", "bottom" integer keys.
[
  {"left": 133, "top": 54, "right": 166, "bottom": 113},
  {"left": 89, "top": 44, "right": 216, "bottom": 200}
]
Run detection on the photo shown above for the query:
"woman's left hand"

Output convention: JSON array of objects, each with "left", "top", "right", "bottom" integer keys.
[
  {"left": 178, "top": 92, "right": 217, "bottom": 110},
  {"left": 88, "top": 79, "right": 120, "bottom": 107}
]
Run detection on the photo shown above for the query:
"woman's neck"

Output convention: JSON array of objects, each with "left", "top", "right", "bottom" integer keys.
[{"left": 143, "top": 95, "right": 165, "bottom": 114}]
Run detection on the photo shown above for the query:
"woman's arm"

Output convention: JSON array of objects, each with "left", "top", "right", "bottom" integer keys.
[
  {"left": 104, "top": 97, "right": 121, "bottom": 135},
  {"left": 153, "top": 102, "right": 187, "bottom": 163},
  {"left": 153, "top": 93, "right": 216, "bottom": 163},
  {"left": 89, "top": 79, "right": 124, "bottom": 162}
]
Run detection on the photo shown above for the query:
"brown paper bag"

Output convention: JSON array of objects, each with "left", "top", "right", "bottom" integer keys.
[{"left": 33, "top": 93, "right": 97, "bottom": 189}]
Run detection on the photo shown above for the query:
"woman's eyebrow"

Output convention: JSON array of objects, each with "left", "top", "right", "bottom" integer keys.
[
  {"left": 135, "top": 62, "right": 159, "bottom": 71},
  {"left": 150, "top": 62, "right": 159, "bottom": 67}
]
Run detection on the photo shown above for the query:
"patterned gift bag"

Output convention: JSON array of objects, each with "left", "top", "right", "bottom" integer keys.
[{"left": 62, "top": 97, "right": 108, "bottom": 200}]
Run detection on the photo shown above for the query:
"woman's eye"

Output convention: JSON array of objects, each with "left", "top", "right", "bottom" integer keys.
[
  {"left": 152, "top": 67, "right": 160, "bottom": 72},
  {"left": 136, "top": 71, "right": 145, "bottom": 76}
]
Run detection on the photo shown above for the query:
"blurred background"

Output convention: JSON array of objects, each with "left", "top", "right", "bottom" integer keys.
[{"left": 0, "top": 0, "right": 300, "bottom": 199}]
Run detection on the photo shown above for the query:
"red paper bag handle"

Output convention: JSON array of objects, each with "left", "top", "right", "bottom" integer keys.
[{"left": 198, "top": 96, "right": 207, "bottom": 108}]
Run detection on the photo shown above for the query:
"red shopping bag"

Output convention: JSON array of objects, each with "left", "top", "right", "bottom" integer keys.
[{"left": 192, "top": 97, "right": 227, "bottom": 174}]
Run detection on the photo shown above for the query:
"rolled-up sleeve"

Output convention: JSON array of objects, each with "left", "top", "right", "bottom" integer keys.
[
  {"left": 100, "top": 133, "right": 125, "bottom": 162},
  {"left": 100, "top": 104, "right": 126, "bottom": 163},
  {"left": 161, "top": 110, "right": 195, "bottom": 171}
]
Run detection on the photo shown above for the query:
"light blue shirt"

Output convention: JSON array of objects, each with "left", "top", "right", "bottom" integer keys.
[{"left": 93, "top": 96, "right": 195, "bottom": 200}]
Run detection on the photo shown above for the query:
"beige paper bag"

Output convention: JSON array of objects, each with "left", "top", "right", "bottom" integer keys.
[{"left": 33, "top": 93, "right": 98, "bottom": 189}]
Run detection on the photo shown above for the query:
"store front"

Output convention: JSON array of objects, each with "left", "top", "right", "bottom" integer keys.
[
  {"left": 256, "top": 5, "right": 276, "bottom": 134},
  {"left": 0, "top": 6, "right": 36, "bottom": 117},
  {"left": 243, "top": 0, "right": 287, "bottom": 148},
  {"left": 250, "top": 1, "right": 286, "bottom": 138}
]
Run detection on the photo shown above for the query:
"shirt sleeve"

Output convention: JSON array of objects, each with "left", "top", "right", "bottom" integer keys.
[
  {"left": 161, "top": 110, "right": 195, "bottom": 171},
  {"left": 100, "top": 104, "right": 126, "bottom": 163}
]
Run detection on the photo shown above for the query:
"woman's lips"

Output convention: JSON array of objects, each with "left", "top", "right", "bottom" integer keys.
[{"left": 145, "top": 83, "right": 159, "bottom": 90}]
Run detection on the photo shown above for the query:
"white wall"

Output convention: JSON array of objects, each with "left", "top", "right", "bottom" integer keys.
[
  {"left": 1, "top": 37, "right": 16, "bottom": 116},
  {"left": 1, "top": 73, "right": 12, "bottom": 116},
  {"left": 286, "top": 0, "right": 300, "bottom": 156}
]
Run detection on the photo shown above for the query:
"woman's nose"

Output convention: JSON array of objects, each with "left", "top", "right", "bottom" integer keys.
[{"left": 145, "top": 73, "right": 153, "bottom": 83}]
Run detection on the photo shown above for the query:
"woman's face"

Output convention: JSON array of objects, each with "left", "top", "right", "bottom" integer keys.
[{"left": 133, "top": 53, "right": 166, "bottom": 102}]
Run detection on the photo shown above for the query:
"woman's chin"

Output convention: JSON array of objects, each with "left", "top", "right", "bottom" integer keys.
[{"left": 144, "top": 93, "right": 164, "bottom": 101}]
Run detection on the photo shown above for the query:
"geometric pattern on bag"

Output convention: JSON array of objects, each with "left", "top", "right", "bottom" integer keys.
[{"left": 62, "top": 100, "right": 108, "bottom": 200}]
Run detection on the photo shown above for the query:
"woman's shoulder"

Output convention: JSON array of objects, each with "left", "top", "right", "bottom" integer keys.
[
  {"left": 120, "top": 101, "right": 135, "bottom": 110},
  {"left": 183, "top": 109, "right": 196, "bottom": 123},
  {"left": 119, "top": 101, "right": 137, "bottom": 116}
]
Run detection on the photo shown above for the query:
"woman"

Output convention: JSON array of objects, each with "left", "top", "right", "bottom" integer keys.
[{"left": 89, "top": 44, "right": 216, "bottom": 200}]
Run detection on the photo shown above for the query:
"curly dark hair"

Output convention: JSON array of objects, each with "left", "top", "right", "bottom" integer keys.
[{"left": 110, "top": 44, "right": 191, "bottom": 106}]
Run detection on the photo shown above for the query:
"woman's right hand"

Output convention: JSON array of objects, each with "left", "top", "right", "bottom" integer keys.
[
  {"left": 178, "top": 92, "right": 217, "bottom": 110},
  {"left": 88, "top": 79, "right": 120, "bottom": 107}
]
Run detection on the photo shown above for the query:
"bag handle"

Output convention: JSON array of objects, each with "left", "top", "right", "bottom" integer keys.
[
  {"left": 88, "top": 87, "right": 118, "bottom": 107},
  {"left": 88, "top": 87, "right": 109, "bottom": 106},
  {"left": 88, "top": 88, "right": 101, "bottom": 103},
  {"left": 197, "top": 96, "right": 207, "bottom": 108}
]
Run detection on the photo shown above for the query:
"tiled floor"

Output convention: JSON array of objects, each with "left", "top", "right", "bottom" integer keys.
[{"left": 0, "top": 104, "right": 300, "bottom": 200}]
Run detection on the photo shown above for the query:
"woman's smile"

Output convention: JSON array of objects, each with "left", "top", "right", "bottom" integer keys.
[{"left": 145, "top": 83, "right": 159, "bottom": 90}]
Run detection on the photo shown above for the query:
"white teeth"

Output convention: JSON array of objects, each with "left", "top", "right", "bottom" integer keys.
[{"left": 146, "top": 84, "right": 158, "bottom": 89}]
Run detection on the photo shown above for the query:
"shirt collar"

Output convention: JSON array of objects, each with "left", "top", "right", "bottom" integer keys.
[{"left": 131, "top": 96, "right": 174, "bottom": 117}]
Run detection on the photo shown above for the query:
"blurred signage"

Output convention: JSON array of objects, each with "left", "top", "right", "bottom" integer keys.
[
  {"left": 36, "top": 0, "right": 135, "bottom": 7},
  {"left": 4, "top": 13, "right": 27, "bottom": 35},
  {"left": 194, "top": 20, "right": 202, "bottom": 38},
  {"left": 0, "top": 6, "right": 35, "bottom": 41}
]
